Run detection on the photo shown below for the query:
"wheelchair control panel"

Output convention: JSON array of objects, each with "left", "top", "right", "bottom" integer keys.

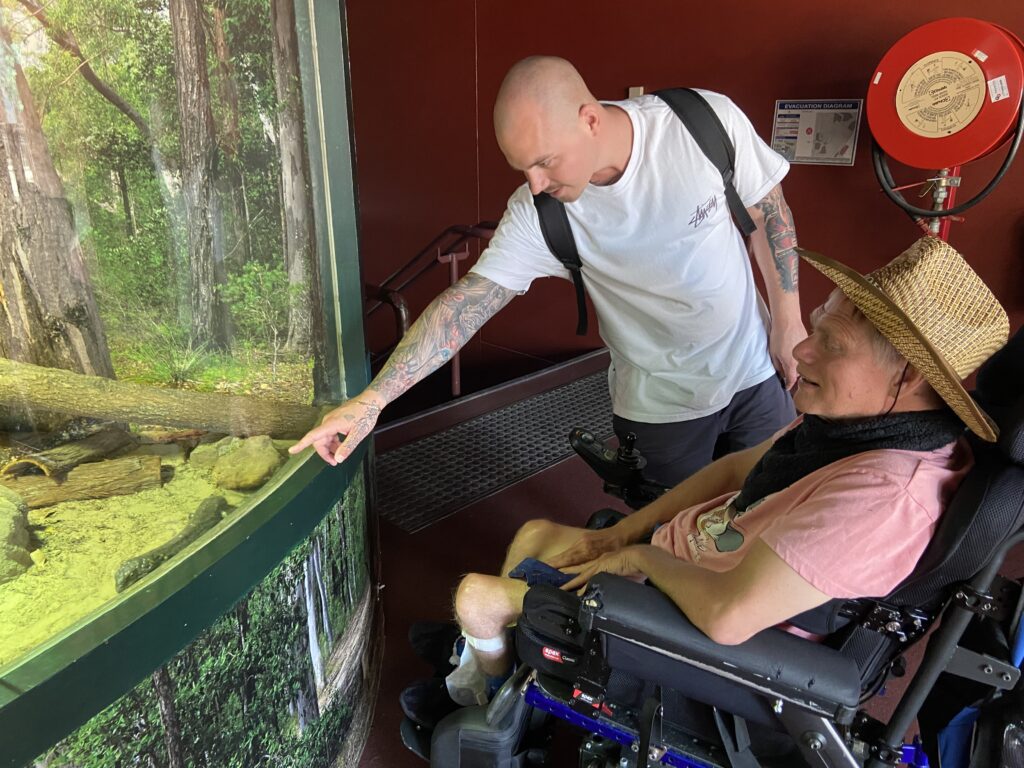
[{"left": 569, "top": 428, "right": 669, "bottom": 509}]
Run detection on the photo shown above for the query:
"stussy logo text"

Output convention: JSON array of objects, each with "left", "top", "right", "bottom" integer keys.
[{"left": 689, "top": 195, "right": 718, "bottom": 228}]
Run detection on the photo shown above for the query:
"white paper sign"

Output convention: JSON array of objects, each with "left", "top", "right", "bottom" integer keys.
[{"left": 771, "top": 100, "right": 863, "bottom": 166}]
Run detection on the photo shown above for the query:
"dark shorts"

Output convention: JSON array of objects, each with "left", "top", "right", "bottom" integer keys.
[{"left": 613, "top": 376, "right": 796, "bottom": 487}]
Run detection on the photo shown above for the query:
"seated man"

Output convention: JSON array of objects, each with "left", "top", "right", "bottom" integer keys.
[{"left": 428, "top": 236, "right": 1010, "bottom": 716}]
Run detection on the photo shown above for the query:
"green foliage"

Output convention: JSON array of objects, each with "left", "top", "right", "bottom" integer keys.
[
  {"left": 55, "top": 683, "right": 165, "bottom": 767},
  {"left": 222, "top": 261, "right": 299, "bottom": 372},
  {"left": 121, "top": 321, "right": 213, "bottom": 388}
]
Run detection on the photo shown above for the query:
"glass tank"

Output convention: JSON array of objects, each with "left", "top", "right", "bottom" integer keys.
[{"left": 0, "top": 0, "right": 371, "bottom": 764}]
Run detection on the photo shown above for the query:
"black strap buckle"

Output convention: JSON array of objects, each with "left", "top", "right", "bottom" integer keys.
[{"left": 859, "top": 603, "right": 931, "bottom": 644}]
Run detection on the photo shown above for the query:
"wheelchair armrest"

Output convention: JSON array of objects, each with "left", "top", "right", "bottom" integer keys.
[{"left": 583, "top": 573, "right": 862, "bottom": 717}]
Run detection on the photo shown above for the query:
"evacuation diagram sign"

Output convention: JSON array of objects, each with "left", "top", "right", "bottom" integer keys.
[{"left": 771, "top": 100, "right": 863, "bottom": 166}]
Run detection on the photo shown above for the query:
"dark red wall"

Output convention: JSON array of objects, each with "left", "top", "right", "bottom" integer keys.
[{"left": 347, "top": 1, "right": 1024, "bottom": 413}]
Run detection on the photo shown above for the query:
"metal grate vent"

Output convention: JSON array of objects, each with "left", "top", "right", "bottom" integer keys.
[{"left": 376, "top": 371, "right": 613, "bottom": 532}]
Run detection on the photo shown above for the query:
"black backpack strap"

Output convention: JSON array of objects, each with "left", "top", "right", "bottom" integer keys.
[
  {"left": 533, "top": 191, "right": 588, "bottom": 335},
  {"left": 653, "top": 88, "right": 758, "bottom": 237}
]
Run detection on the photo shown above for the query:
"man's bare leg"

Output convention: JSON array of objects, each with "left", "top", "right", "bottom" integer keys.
[
  {"left": 453, "top": 520, "right": 588, "bottom": 679},
  {"left": 500, "top": 519, "right": 588, "bottom": 575}
]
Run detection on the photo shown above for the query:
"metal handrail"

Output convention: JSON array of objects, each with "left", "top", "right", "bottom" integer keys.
[
  {"left": 363, "top": 283, "right": 410, "bottom": 340},
  {"left": 363, "top": 221, "right": 498, "bottom": 395},
  {"left": 364, "top": 221, "right": 497, "bottom": 318}
]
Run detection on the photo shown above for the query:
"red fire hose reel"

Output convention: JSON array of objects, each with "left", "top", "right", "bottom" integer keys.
[{"left": 866, "top": 18, "right": 1024, "bottom": 235}]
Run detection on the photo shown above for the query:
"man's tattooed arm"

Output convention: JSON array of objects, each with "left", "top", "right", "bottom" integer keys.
[
  {"left": 745, "top": 184, "right": 806, "bottom": 389},
  {"left": 751, "top": 185, "right": 799, "bottom": 292},
  {"left": 289, "top": 273, "right": 516, "bottom": 464},
  {"left": 368, "top": 273, "right": 517, "bottom": 404}
]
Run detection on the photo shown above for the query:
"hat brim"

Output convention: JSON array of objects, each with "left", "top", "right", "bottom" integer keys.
[{"left": 797, "top": 247, "right": 998, "bottom": 442}]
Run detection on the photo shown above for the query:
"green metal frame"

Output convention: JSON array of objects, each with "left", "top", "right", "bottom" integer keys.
[{"left": 0, "top": 1, "right": 368, "bottom": 765}]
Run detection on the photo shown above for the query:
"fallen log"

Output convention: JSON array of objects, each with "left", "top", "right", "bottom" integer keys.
[
  {"left": 0, "top": 455, "right": 162, "bottom": 508},
  {"left": 0, "top": 358, "right": 321, "bottom": 439},
  {"left": 115, "top": 495, "right": 229, "bottom": 591},
  {"left": 2, "top": 428, "right": 136, "bottom": 477}
]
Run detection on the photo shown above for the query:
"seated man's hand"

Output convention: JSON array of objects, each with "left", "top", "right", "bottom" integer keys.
[
  {"left": 288, "top": 395, "right": 384, "bottom": 465},
  {"left": 560, "top": 545, "right": 647, "bottom": 593},
  {"left": 545, "top": 526, "right": 632, "bottom": 571}
]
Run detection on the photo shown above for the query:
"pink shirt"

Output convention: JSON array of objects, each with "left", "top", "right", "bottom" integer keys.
[{"left": 650, "top": 435, "right": 973, "bottom": 599}]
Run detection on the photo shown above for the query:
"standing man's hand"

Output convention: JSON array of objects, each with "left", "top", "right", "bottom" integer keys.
[
  {"left": 769, "top": 318, "right": 807, "bottom": 390},
  {"left": 288, "top": 393, "right": 384, "bottom": 466}
]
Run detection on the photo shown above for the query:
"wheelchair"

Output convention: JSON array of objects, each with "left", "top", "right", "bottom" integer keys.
[{"left": 407, "top": 326, "right": 1024, "bottom": 768}]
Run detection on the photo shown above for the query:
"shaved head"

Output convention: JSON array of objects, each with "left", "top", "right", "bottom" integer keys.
[
  {"left": 493, "top": 56, "right": 630, "bottom": 202},
  {"left": 494, "top": 56, "right": 596, "bottom": 140}
]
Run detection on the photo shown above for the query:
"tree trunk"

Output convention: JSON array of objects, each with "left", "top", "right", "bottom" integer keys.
[
  {"left": 2, "top": 427, "right": 136, "bottom": 476},
  {"left": 209, "top": 0, "right": 250, "bottom": 271},
  {"left": 151, "top": 665, "right": 186, "bottom": 768},
  {"left": 0, "top": 357, "right": 320, "bottom": 438},
  {"left": 116, "top": 166, "right": 136, "bottom": 236},
  {"left": 0, "top": 454, "right": 161, "bottom": 508},
  {"left": 270, "top": 0, "right": 319, "bottom": 358},
  {"left": 0, "top": 25, "right": 114, "bottom": 386},
  {"left": 168, "top": 0, "right": 230, "bottom": 349}
]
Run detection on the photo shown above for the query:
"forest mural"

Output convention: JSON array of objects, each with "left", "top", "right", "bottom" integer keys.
[
  {"left": 0, "top": 0, "right": 371, "bottom": 761},
  {"left": 31, "top": 481, "right": 372, "bottom": 768},
  {"left": 0, "top": 0, "right": 327, "bottom": 391}
]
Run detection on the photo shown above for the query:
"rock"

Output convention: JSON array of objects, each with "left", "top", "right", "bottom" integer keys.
[
  {"left": 211, "top": 435, "right": 283, "bottom": 490},
  {"left": 2, "top": 544, "right": 31, "bottom": 568},
  {"left": 0, "top": 489, "right": 32, "bottom": 584},
  {"left": 0, "top": 497, "right": 29, "bottom": 550},
  {"left": 29, "top": 548, "right": 45, "bottom": 567},
  {"left": 0, "top": 485, "right": 28, "bottom": 516},
  {"left": 189, "top": 436, "right": 243, "bottom": 471},
  {"left": 0, "top": 556, "right": 28, "bottom": 585}
]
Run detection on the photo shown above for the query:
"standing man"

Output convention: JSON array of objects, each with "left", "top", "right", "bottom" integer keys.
[{"left": 291, "top": 56, "right": 806, "bottom": 486}]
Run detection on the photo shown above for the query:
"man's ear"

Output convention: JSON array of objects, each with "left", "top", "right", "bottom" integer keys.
[
  {"left": 900, "top": 364, "right": 939, "bottom": 402},
  {"left": 579, "top": 102, "right": 600, "bottom": 134}
]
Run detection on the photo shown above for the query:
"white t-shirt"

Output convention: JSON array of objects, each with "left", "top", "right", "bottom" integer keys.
[{"left": 470, "top": 91, "right": 789, "bottom": 422}]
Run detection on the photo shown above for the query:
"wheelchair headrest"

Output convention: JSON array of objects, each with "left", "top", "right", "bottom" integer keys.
[
  {"left": 975, "top": 324, "right": 1024, "bottom": 464},
  {"left": 998, "top": 400, "right": 1024, "bottom": 465},
  {"left": 881, "top": 325, "right": 1024, "bottom": 610}
]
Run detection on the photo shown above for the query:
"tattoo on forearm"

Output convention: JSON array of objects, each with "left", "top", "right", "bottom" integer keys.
[
  {"left": 754, "top": 187, "right": 799, "bottom": 293},
  {"left": 370, "top": 274, "right": 516, "bottom": 402}
]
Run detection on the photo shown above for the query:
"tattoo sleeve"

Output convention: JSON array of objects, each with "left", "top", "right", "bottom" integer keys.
[
  {"left": 753, "top": 186, "right": 799, "bottom": 292},
  {"left": 368, "top": 274, "right": 516, "bottom": 403}
]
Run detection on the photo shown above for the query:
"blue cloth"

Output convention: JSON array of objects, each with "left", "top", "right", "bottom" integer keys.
[
  {"left": 1013, "top": 622, "right": 1024, "bottom": 668},
  {"left": 937, "top": 706, "right": 980, "bottom": 768},
  {"left": 507, "top": 557, "right": 574, "bottom": 588}
]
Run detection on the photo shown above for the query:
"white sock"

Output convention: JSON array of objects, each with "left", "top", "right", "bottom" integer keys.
[{"left": 445, "top": 632, "right": 505, "bottom": 706}]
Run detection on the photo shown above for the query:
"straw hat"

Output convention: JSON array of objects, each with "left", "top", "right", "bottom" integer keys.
[{"left": 798, "top": 236, "right": 1009, "bottom": 441}]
